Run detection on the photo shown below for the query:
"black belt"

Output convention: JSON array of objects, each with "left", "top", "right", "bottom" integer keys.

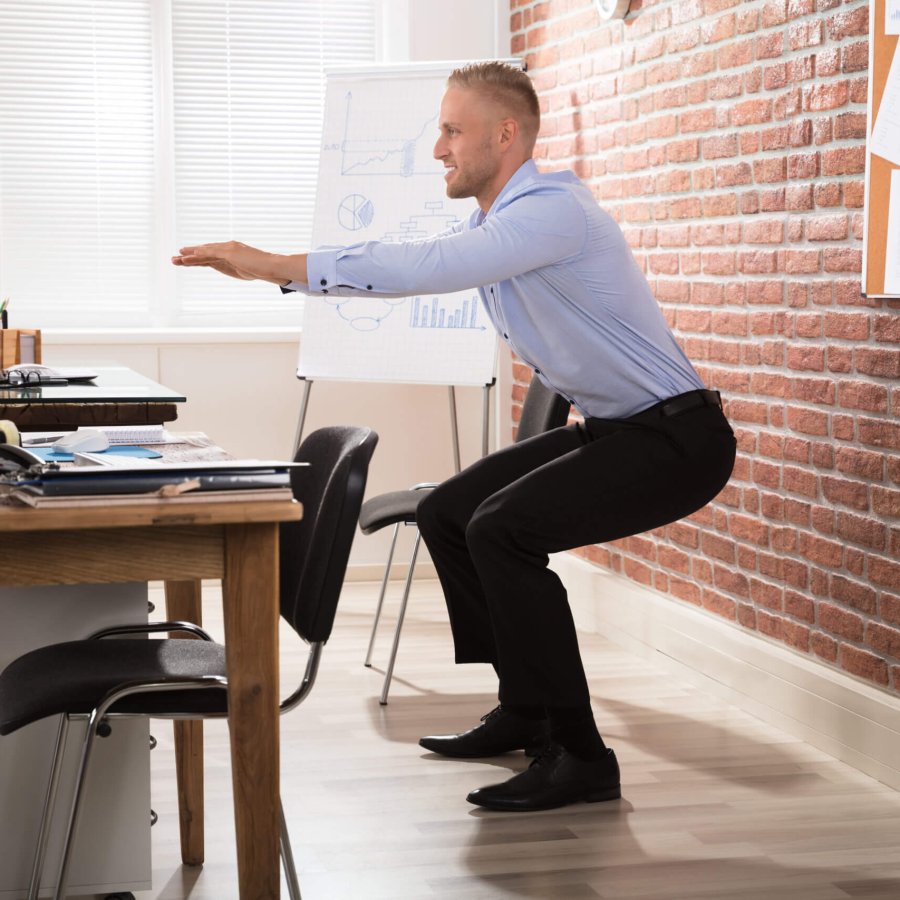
[{"left": 656, "top": 389, "right": 722, "bottom": 418}]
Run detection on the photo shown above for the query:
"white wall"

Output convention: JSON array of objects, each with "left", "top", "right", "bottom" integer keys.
[{"left": 377, "top": 0, "right": 510, "bottom": 63}]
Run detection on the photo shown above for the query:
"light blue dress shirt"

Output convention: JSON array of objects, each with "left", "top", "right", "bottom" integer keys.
[{"left": 289, "top": 160, "right": 705, "bottom": 419}]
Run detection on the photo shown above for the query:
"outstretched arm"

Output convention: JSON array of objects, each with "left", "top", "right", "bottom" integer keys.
[{"left": 171, "top": 241, "right": 308, "bottom": 287}]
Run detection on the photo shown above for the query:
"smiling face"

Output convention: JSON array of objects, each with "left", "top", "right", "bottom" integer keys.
[{"left": 433, "top": 87, "right": 513, "bottom": 212}]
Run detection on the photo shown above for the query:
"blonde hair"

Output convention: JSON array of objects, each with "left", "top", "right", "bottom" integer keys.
[{"left": 447, "top": 62, "right": 540, "bottom": 148}]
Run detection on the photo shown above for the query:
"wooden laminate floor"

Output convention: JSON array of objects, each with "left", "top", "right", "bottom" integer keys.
[{"left": 138, "top": 580, "right": 900, "bottom": 900}]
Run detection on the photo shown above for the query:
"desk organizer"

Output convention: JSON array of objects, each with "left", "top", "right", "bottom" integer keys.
[{"left": 0, "top": 329, "right": 42, "bottom": 368}]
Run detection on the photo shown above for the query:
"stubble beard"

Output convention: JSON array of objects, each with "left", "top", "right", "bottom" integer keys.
[{"left": 445, "top": 139, "right": 497, "bottom": 200}]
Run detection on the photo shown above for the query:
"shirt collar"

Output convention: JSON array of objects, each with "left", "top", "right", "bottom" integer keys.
[{"left": 476, "top": 159, "right": 539, "bottom": 224}]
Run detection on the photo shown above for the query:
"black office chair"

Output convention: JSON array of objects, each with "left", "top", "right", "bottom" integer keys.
[
  {"left": 0, "top": 425, "right": 378, "bottom": 900},
  {"left": 360, "top": 375, "right": 571, "bottom": 704}
]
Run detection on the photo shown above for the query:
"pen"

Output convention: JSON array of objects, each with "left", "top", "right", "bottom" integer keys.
[
  {"left": 22, "top": 435, "right": 66, "bottom": 446},
  {"left": 0, "top": 297, "right": 8, "bottom": 330}
]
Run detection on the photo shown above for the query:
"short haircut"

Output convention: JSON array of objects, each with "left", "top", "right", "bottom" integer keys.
[{"left": 447, "top": 61, "right": 540, "bottom": 147}]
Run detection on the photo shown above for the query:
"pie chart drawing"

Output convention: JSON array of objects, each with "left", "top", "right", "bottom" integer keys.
[{"left": 338, "top": 194, "right": 375, "bottom": 231}]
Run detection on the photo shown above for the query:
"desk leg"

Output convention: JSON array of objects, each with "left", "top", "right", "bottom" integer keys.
[
  {"left": 164, "top": 579, "right": 205, "bottom": 867},
  {"left": 223, "top": 523, "right": 281, "bottom": 900}
]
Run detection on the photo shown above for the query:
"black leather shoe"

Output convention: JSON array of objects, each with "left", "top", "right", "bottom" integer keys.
[
  {"left": 418, "top": 706, "right": 549, "bottom": 758},
  {"left": 466, "top": 743, "right": 621, "bottom": 811}
]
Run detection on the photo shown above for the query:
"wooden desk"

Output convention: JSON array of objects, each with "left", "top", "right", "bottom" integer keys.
[
  {"left": 0, "top": 366, "right": 186, "bottom": 429},
  {"left": 0, "top": 494, "right": 302, "bottom": 899}
]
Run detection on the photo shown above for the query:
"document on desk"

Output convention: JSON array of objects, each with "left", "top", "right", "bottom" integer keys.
[
  {"left": 6, "top": 485, "right": 295, "bottom": 508},
  {"left": 4, "top": 459, "right": 306, "bottom": 498}
]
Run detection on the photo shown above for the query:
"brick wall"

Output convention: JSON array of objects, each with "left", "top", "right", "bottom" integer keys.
[{"left": 508, "top": 0, "right": 900, "bottom": 693}]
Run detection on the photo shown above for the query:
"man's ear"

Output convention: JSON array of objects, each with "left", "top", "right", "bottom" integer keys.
[{"left": 497, "top": 117, "right": 519, "bottom": 152}]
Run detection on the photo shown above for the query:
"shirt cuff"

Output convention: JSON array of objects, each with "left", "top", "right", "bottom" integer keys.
[{"left": 306, "top": 248, "right": 340, "bottom": 294}]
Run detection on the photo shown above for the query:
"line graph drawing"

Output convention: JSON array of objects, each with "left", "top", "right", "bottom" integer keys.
[{"left": 340, "top": 91, "right": 438, "bottom": 177}]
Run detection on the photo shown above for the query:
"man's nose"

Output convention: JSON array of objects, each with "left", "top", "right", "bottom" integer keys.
[{"left": 434, "top": 135, "right": 446, "bottom": 159}]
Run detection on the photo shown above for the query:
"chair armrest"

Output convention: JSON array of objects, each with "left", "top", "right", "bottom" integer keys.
[
  {"left": 88, "top": 621, "right": 215, "bottom": 641},
  {"left": 411, "top": 482, "right": 438, "bottom": 491}
]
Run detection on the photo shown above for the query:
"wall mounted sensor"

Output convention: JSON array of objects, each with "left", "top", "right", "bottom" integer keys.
[{"left": 595, "top": 0, "right": 631, "bottom": 20}]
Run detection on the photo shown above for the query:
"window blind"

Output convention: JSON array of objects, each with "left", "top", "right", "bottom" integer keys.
[
  {"left": 171, "top": 0, "right": 376, "bottom": 325},
  {"left": 0, "top": 0, "right": 156, "bottom": 328},
  {"left": 0, "top": 0, "right": 376, "bottom": 329}
]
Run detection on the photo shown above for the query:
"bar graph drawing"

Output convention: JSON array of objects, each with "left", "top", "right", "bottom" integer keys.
[{"left": 409, "top": 296, "right": 486, "bottom": 331}]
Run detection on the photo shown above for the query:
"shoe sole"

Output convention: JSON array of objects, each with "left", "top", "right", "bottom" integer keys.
[
  {"left": 420, "top": 740, "right": 547, "bottom": 759},
  {"left": 467, "top": 784, "right": 622, "bottom": 812}
]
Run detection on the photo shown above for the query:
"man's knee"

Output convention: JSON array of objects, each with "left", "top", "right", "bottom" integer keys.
[
  {"left": 465, "top": 497, "right": 510, "bottom": 555},
  {"left": 416, "top": 483, "right": 450, "bottom": 541}
]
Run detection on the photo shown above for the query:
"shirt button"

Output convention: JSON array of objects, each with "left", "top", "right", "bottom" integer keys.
[
  {"left": 320, "top": 278, "right": 327, "bottom": 286},
  {"left": 503, "top": 332, "right": 509, "bottom": 339},
  {"left": 366, "top": 284, "right": 372, "bottom": 290},
  {"left": 534, "top": 368, "right": 541, "bottom": 375},
  {"left": 322, "top": 289, "right": 328, "bottom": 294}
]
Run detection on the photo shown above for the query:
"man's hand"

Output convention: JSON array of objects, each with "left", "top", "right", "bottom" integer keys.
[{"left": 171, "top": 241, "right": 289, "bottom": 285}]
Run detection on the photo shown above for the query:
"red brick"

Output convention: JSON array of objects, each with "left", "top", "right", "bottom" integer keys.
[
  {"left": 702, "top": 532, "right": 736, "bottom": 563},
  {"left": 873, "top": 487, "right": 900, "bottom": 519},
  {"left": 821, "top": 475, "right": 868, "bottom": 512},
  {"left": 858, "top": 417, "right": 900, "bottom": 451},
  {"left": 827, "top": 6, "right": 869, "bottom": 41},
  {"left": 867, "top": 623, "right": 900, "bottom": 662},
  {"left": 783, "top": 250, "right": 820, "bottom": 273},
  {"left": 784, "top": 589, "right": 815, "bottom": 623},
  {"left": 841, "top": 645, "right": 889, "bottom": 686},
  {"left": 714, "top": 564, "right": 750, "bottom": 598},
  {"left": 828, "top": 347, "right": 853, "bottom": 373},
  {"left": 787, "top": 407, "right": 828, "bottom": 435},
  {"left": 855, "top": 348, "right": 900, "bottom": 379},
  {"left": 750, "top": 576, "right": 783, "bottom": 609},
  {"left": 838, "top": 381, "right": 888, "bottom": 413},
  {"left": 702, "top": 588, "right": 737, "bottom": 620},
  {"left": 791, "top": 376, "right": 834, "bottom": 404},
  {"left": 823, "top": 248, "right": 862, "bottom": 273},
  {"left": 836, "top": 512, "right": 887, "bottom": 551},
  {"left": 870, "top": 556, "right": 900, "bottom": 591},
  {"left": 874, "top": 315, "right": 900, "bottom": 344},
  {"left": 842, "top": 40, "right": 869, "bottom": 73},
  {"left": 798, "top": 532, "right": 844, "bottom": 567},
  {"left": 812, "top": 631, "right": 838, "bottom": 662},
  {"left": 830, "top": 574, "right": 877, "bottom": 615},
  {"left": 822, "top": 146, "right": 866, "bottom": 176},
  {"left": 819, "top": 602, "right": 864, "bottom": 641},
  {"left": 783, "top": 465, "right": 818, "bottom": 498}
]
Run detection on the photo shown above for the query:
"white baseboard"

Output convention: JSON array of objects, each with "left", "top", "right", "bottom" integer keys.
[{"left": 550, "top": 552, "right": 900, "bottom": 791}]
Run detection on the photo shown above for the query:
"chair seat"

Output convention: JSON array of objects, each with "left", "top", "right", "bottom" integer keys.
[
  {"left": 358, "top": 488, "right": 433, "bottom": 534},
  {"left": 0, "top": 639, "right": 228, "bottom": 735}
]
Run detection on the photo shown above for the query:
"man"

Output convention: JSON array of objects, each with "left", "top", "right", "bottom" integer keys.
[{"left": 173, "top": 62, "right": 736, "bottom": 812}]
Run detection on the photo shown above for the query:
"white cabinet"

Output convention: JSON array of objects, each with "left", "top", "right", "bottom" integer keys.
[{"left": 0, "top": 583, "right": 152, "bottom": 898}]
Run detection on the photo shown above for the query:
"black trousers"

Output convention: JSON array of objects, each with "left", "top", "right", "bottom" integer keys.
[{"left": 416, "top": 392, "right": 737, "bottom": 709}]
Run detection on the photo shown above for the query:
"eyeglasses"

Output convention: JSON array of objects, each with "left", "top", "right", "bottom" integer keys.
[{"left": 1, "top": 369, "right": 67, "bottom": 387}]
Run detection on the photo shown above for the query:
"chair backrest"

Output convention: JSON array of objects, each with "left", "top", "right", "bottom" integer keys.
[
  {"left": 516, "top": 375, "right": 571, "bottom": 442},
  {"left": 279, "top": 426, "right": 378, "bottom": 643}
]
